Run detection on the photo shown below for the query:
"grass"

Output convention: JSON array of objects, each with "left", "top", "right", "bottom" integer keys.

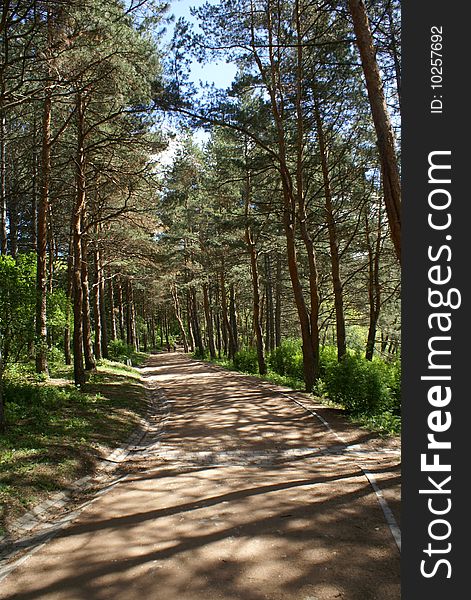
[{"left": 0, "top": 358, "right": 149, "bottom": 537}]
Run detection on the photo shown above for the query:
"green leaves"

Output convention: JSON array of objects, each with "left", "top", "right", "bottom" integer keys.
[{"left": 0, "top": 254, "right": 36, "bottom": 364}]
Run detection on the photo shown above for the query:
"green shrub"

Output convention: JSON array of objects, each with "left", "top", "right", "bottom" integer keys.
[
  {"left": 318, "top": 345, "right": 338, "bottom": 378},
  {"left": 233, "top": 347, "right": 259, "bottom": 374},
  {"left": 107, "top": 339, "right": 147, "bottom": 366},
  {"left": 267, "top": 339, "right": 303, "bottom": 380},
  {"left": 47, "top": 346, "right": 65, "bottom": 366},
  {"left": 108, "top": 339, "right": 135, "bottom": 361},
  {"left": 320, "top": 351, "right": 400, "bottom": 416}
]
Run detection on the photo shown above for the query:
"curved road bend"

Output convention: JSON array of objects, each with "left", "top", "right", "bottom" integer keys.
[{"left": 0, "top": 353, "right": 401, "bottom": 600}]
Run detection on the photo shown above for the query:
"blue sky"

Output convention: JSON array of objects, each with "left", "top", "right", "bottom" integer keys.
[{"left": 165, "top": 0, "right": 238, "bottom": 89}]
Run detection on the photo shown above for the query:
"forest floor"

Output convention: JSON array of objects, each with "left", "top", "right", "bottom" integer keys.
[{"left": 0, "top": 353, "right": 401, "bottom": 600}]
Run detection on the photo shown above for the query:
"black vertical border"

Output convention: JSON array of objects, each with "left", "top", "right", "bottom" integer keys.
[{"left": 402, "top": 1, "right": 469, "bottom": 597}]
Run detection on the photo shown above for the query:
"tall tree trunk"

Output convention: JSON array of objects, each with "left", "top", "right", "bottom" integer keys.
[
  {"left": 245, "top": 173, "right": 266, "bottom": 374},
  {"left": 127, "top": 280, "right": 138, "bottom": 351},
  {"left": 0, "top": 4, "right": 8, "bottom": 255},
  {"left": 159, "top": 315, "right": 164, "bottom": 348},
  {"left": 64, "top": 243, "right": 73, "bottom": 365},
  {"left": 116, "top": 277, "right": 125, "bottom": 340},
  {"left": 171, "top": 284, "right": 189, "bottom": 353},
  {"left": 347, "top": 0, "right": 401, "bottom": 262},
  {"left": 98, "top": 253, "right": 108, "bottom": 358},
  {"left": 294, "top": 0, "right": 320, "bottom": 388},
  {"left": 7, "top": 185, "right": 17, "bottom": 259},
  {"left": 365, "top": 203, "right": 383, "bottom": 360},
  {"left": 229, "top": 283, "right": 239, "bottom": 354},
  {"left": 35, "top": 70, "right": 52, "bottom": 375},
  {"left": 0, "top": 114, "right": 7, "bottom": 255},
  {"left": 150, "top": 316, "right": 156, "bottom": 349},
  {"left": 0, "top": 347, "right": 4, "bottom": 433},
  {"left": 202, "top": 282, "right": 216, "bottom": 359},
  {"left": 274, "top": 253, "right": 282, "bottom": 348},
  {"left": 215, "top": 310, "right": 222, "bottom": 358},
  {"left": 93, "top": 243, "right": 102, "bottom": 360},
  {"left": 108, "top": 273, "right": 117, "bottom": 342},
  {"left": 132, "top": 299, "right": 139, "bottom": 351},
  {"left": 220, "top": 267, "right": 236, "bottom": 359},
  {"left": 47, "top": 203, "right": 54, "bottom": 293},
  {"left": 386, "top": 0, "right": 401, "bottom": 111},
  {"left": 81, "top": 234, "right": 96, "bottom": 371},
  {"left": 249, "top": 241, "right": 266, "bottom": 375},
  {"left": 265, "top": 253, "right": 275, "bottom": 353},
  {"left": 191, "top": 288, "right": 204, "bottom": 357},
  {"left": 185, "top": 292, "right": 195, "bottom": 353},
  {"left": 126, "top": 280, "right": 133, "bottom": 348},
  {"left": 314, "top": 97, "right": 346, "bottom": 361},
  {"left": 254, "top": 0, "right": 319, "bottom": 390},
  {"left": 31, "top": 114, "right": 38, "bottom": 251},
  {"left": 72, "top": 92, "right": 86, "bottom": 386}
]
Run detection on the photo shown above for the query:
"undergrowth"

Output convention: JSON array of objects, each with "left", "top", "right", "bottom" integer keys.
[
  {"left": 0, "top": 359, "right": 148, "bottom": 536},
  {"left": 197, "top": 340, "right": 401, "bottom": 435}
]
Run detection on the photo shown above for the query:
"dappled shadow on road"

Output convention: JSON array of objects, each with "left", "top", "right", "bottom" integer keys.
[
  {"left": 140, "top": 355, "right": 343, "bottom": 455},
  {"left": 0, "top": 354, "right": 400, "bottom": 600},
  {"left": 0, "top": 460, "right": 400, "bottom": 600}
]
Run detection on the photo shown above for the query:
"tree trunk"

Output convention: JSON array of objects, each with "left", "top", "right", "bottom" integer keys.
[
  {"left": 190, "top": 288, "right": 204, "bottom": 357},
  {"left": 116, "top": 278, "right": 125, "bottom": 340},
  {"left": 347, "top": 0, "right": 401, "bottom": 262},
  {"left": 244, "top": 172, "right": 266, "bottom": 375},
  {"left": 249, "top": 242, "right": 267, "bottom": 375},
  {"left": 64, "top": 243, "right": 73, "bottom": 365},
  {"left": 0, "top": 347, "right": 4, "bottom": 433},
  {"left": 81, "top": 235, "right": 96, "bottom": 371},
  {"left": 265, "top": 253, "right": 275, "bottom": 353},
  {"left": 31, "top": 114, "right": 38, "bottom": 252},
  {"left": 7, "top": 185, "right": 17, "bottom": 259},
  {"left": 202, "top": 282, "right": 216, "bottom": 359},
  {"left": 159, "top": 315, "right": 164, "bottom": 348},
  {"left": 171, "top": 284, "right": 189, "bottom": 353},
  {"left": 0, "top": 114, "right": 7, "bottom": 255},
  {"left": 229, "top": 283, "right": 239, "bottom": 354},
  {"left": 96, "top": 243, "right": 108, "bottom": 358},
  {"left": 47, "top": 203, "right": 54, "bottom": 293},
  {"left": 220, "top": 268, "right": 236, "bottom": 359},
  {"left": 150, "top": 316, "right": 156, "bottom": 349},
  {"left": 314, "top": 98, "right": 346, "bottom": 361},
  {"left": 215, "top": 311, "right": 222, "bottom": 358},
  {"left": 93, "top": 243, "right": 103, "bottom": 360},
  {"left": 35, "top": 76, "right": 52, "bottom": 375},
  {"left": 365, "top": 202, "right": 383, "bottom": 360},
  {"left": 255, "top": 0, "right": 319, "bottom": 390},
  {"left": 108, "top": 273, "right": 117, "bottom": 342},
  {"left": 274, "top": 253, "right": 282, "bottom": 348},
  {"left": 127, "top": 279, "right": 137, "bottom": 350},
  {"left": 72, "top": 93, "right": 86, "bottom": 386}
]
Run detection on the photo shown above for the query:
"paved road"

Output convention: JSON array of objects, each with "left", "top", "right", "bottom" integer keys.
[{"left": 0, "top": 354, "right": 401, "bottom": 599}]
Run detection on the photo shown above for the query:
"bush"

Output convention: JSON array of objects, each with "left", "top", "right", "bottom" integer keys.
[
  {"left": 233, "top": 347, "right": 258, "bottom": 374},
  {"left": 47, "top": 346, "right": 65, "bottom": 367},
  {"left": 320, "top": 351, "right": 400, "bottom": 416},
  {"left": 267, "top": 339, "right": 304, "bottom": 380},
  {"left": 108, "top": 339, "right": 133, "bottom": 361},
  {"left": 318, "top": 345, "right": 338, "bottom": 378},
  {"left": 0, "top": 253, "right": 36, "bottom": 365},
  {"left": 107, "top": 339, "right": 147, "bottom": 366}
]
